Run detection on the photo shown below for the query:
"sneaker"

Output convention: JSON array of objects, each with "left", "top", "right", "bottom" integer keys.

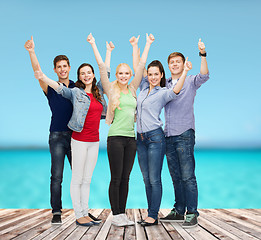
[
  {"left": 88, "top": 213, "right": 102, "bottom": 223},
  {"left": 120, "top": 214, "right": 135, "bottom": 226},
  {"left": 182, "top": 213, "right": 198, "bottom": 228},
  {"left": 111, "top": 214, "right": 128, "bottom": 227},
  {"left": 160, "top": 208, "right": 184, "bottom": 222},
  {"left": 51, "top": 214, "right": 62, "bottom": 224}
]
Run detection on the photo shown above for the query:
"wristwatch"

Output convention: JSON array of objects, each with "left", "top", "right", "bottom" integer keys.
[{"left": 199, "top": 52, "right": 207, "bottom": 57}]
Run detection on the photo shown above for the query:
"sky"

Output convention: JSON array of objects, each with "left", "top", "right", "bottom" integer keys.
[{"left": 0, "top": 0, "right": 261, "bottom": 149}]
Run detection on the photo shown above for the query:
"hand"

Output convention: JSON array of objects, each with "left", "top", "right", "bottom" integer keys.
[
  {"left": 24, "top": 36, "right": 35, "bottom": 52},
  {"left": 87, "top": 33, "right": 95, "bottom": 44},
  {"left": 198, "top": 38, "right": 206, "bottom": 53},
  {"left": 129, "top": 35, "right": 140, "bottom": 46},
  {"left": 106, "top": 41, "right": 115, "bottom": 51},
  {"left": 34, "top": 70, "right": 44, "bottom": 81},
  {"left": 184, "top": 57, "right": 192, "bottom": 71},
  {"left": 146, "top": 33, "right": 155, "bottom": 44}
]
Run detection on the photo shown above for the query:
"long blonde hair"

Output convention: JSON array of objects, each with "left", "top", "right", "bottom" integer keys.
[{"left": 111, "top": 63, "right": 133, "bottom": 111}]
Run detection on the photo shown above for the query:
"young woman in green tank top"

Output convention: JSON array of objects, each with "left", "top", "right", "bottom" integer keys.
[{"left": 87, "top": 33, "right": 154, "bottom": 227}]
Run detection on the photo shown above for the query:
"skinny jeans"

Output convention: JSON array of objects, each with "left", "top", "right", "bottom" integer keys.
[{"left": 107, "top": 136, "right": 136, "bottom": 215}]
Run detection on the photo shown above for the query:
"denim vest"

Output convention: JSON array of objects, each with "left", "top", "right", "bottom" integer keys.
[{"left": 56, "top": 81, "right": 107, "bottom": 132}]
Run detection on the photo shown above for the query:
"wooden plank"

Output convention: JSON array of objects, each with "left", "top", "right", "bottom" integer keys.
[
  {"left": 185, "top": 222, "right": 221, "bottom": 240},
  {"left": 95, "top": 210, "right": 113, "bottom": 240},
  {"left": 133, "top": 209, "right": 146, "bottom": 240},
  {"left": 32, "top": 210, "right": 75, "bottom": 240},
  {"left": 161, "top": 209, "right": 194, "bottom": 240},
  {"left": 0, "top": 209, "right": 42, "bottom": 229},
  {"left": 81, "top": 209, "right": 111, "bottom": 240},
  {"left": 0, "top": 209, "right": 34, "bottom": 224},
  {"left": 224, "top": 209, "right": 261, "bottom": 225},
  {"left": 159, "top": 210, "right": 184, "bottom": 240},
  {"left": 124, "top": 209, "right": 136, "bottom": 240},
  {"left": 12, "top": 209, "right": 72, "bottom": 240},
  {"left": 244, "top": 209, "right": 261, "bottom": 216},
  {"left": 0, "top": 209, "right": 51, "bottom": 239},
  {"left": 211, "top": 209, "right": 261, "bottom": 239},
  {"left": 106, "top": 213, "right": 125, "bottom": 240},
  {"left": 200, "top": 209, "right": 259, "bottom": 240},
  {"left": 140, "top": 208, "right": 172, "bottom": 240},
  {"left": 39, "top": 211, "right": 76, "bottom": 240},
  {"left": 0, "top": 209, "right": 22, "bottom": 219},
  {"left": 198, "top": 215, "right": 240, "bottom": 240},
  {"left": 66, "top": 209, "right": 106, "bottom": 240}
]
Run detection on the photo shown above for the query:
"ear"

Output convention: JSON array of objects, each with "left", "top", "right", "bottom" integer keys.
[
  {"left": 54, "top": 68, "right": 57, "bottom": 74},
  {"left": 68, "top": 66, "right": 71, "bottom": 72},
  {"left": 161, "top": 72, "right": 164, "bottom": 79}
]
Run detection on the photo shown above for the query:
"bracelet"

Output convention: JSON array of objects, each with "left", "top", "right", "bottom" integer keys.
[{"left": 199, "top": 52, "right": 207, "bottom": 57}]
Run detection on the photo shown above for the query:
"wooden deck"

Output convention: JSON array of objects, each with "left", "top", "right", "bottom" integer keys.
[{"left": 0, "top": 209, "right": 261, "bottom": 240}]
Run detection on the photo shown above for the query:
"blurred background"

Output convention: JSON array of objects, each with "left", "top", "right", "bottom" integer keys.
[{"left": 0, "top": 0, "right": 260, "bottom": 209}]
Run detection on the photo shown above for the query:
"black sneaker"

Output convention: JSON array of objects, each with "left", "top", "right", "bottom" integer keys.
[
  {"left": 51, "top": 214, "right": 62, "bottom": 224},
  {"left": 160, "top": 208, "right": 184, "bottom": 222},
  {"left": 88, "top": 213, "right": 102, "bottom": 223},
  {"left": 182, "top": 213, "right": 198, "bottom": 228}
]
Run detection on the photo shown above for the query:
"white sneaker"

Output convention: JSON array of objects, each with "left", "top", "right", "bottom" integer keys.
[
  {"left": 111, "top": 214, "right": 128, "bottom": 227},
  {"left": 120, "top": 214, "right": 135, "bottom": 226}
]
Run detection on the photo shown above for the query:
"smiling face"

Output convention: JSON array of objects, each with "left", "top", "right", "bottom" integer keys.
[
  {"left": 54, "top": 60, "right": 71, "bottom": 81},
  {"left": 78, "top": 65, "right": 95, "bottom": 86},
  {"left": 168, "top": 56, "right": 185, "bottom": 76},
  {"left": 115, "top": 64, "right": 132, "bottom": 86},
  {"left": 148, "top": 66, "right": 163, "bottom": 88}
]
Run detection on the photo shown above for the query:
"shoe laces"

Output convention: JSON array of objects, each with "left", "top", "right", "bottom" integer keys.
[{"left": 185, "top": 214, "right": 195, "bottom": 222}]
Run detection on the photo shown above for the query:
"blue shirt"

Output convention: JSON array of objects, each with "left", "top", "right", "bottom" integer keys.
[
  {"left": 136, "top": 76, "right": 177, "bottom": 133},
  {"left": 164, "top": 73, "right": 210, "bottom": 137},
  {"left": 45, "top": 80, "right": 75, "bottom": 132}
]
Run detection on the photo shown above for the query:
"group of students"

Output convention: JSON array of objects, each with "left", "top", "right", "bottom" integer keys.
[{"left": 24, "top": 33, "right": 209, "bottom": 229}]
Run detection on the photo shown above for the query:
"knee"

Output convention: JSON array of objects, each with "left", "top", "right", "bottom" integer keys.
[
  {"left": 110, "top": 177, "right": 121, "bottom": 187},
  {"left": 82, "top": 177, "right": 92, "bottom": 185},
  {"left": 51, "top": 171, "right": 63, "bottom": 183}
]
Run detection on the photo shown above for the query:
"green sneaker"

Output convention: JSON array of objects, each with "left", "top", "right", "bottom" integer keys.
[
  {"left": 160, "top": 208, "right": 184, "bottom": 222},
  {"left": 182, "top": 213, "right": 198, "bottom": 228}
]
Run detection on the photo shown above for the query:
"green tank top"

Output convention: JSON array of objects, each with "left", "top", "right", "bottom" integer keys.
[{"left": 108, "top": 90, "right": 136, "bottom": 137}]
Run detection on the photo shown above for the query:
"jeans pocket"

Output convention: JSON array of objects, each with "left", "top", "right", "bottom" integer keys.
[{"left": 148, "top": 133, "right": 163, "bottom": 143}]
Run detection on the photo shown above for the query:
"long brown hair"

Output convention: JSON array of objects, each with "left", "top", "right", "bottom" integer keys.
[
  {"left": 75, "top": 63, "right": 101, "bottom": 102},
  {"left": 147, "top": 60, "right": 166, "bottom": 87}
]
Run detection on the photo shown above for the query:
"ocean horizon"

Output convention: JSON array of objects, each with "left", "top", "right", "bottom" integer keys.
[{"left": 0, "top": 148, "right": 261, "bottom": 210}]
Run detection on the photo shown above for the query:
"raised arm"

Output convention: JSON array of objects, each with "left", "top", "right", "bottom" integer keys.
[
  {"left": 24, "top": 36, "right": 48, "bottom": 94},
  {"left": 34, "top": 70, "right": 60, "bottom": 90},
  {"left": 198, "top": 38, "right": 209, "bottom": 75},
  {"left": 173, "top": 57, "right": 192, "bottom": 94},
  {"left": 87, "top": 33, "right": 111, "bottom": 95},
  {"left": 130, "top": 33, "right": 154, "bottom": 90},
  {"left": 129, "top": 35, "right": 140, "bottom": 73},
  {"left": 105, "top": 41, "right": 115, "bottom": 69}
]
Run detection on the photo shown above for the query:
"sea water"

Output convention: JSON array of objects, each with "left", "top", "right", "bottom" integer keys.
[{"left": 0, "top": 149, "right": 260, "bottom": 209}]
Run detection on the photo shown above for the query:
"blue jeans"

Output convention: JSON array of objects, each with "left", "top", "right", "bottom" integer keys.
[
  {"left": 49, "top": 131, "right": 72, "bottom": 213},
  {"left": 166, "top": 129, "right": 198, "bottom": 215},
  {"left": 137, "top": 128, "right": 166, "bottom": 220}
]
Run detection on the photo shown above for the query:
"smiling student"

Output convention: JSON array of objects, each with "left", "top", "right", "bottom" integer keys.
[
  {"left": 28, "top": 37, "right": 113, "bottom": 226},
  {"left": 160, "top": 39, "right": 209, "bottom": 228},
  {"left": 87, "top": 33, "right": 154, "bottom": 227},
  {"left": 25, "top": 37, "right": 74, "bottom": 224}
]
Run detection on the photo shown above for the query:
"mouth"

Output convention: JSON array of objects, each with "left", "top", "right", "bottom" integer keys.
[{"left": 60, "top": 72, "right": 67, "bottom": 76}]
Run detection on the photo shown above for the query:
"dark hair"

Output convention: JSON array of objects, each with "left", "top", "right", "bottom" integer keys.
[
  {"left": 53, "top": 55, "right": 70, "bottom": 68},
  {"left": 167, "top": 52, "right": 185, "bottom": 64},
  {"left": 75, "top": 63, "right": 101, "bottom": 102},
  {"left": 147, "top": 60, "right": 166, "bottom": 87}
]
